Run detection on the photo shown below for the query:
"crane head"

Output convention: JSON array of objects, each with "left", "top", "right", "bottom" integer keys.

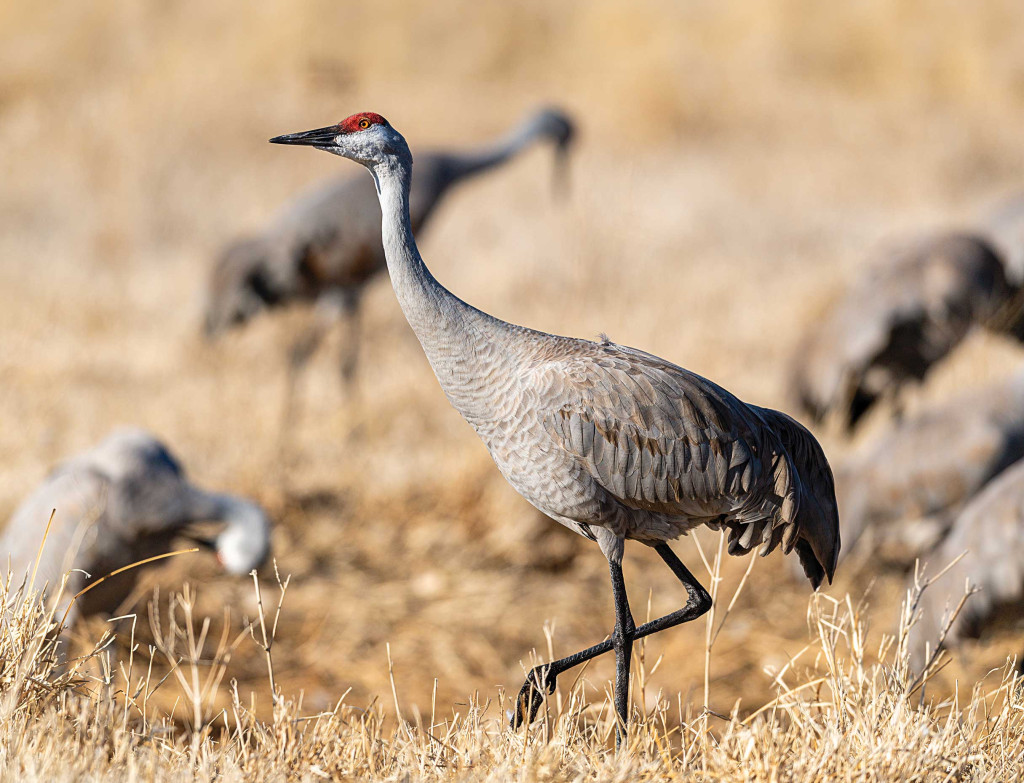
[
  {"left": 270, "top": 112, "right": 410, "bottom": 170},
  {"left": 526, "top": 107, "right": 576, "bottom": 199},
  {"left": 214, "top": 500, "right": 272, "bottom": 575},
  {"left": 532, "top": 107, "right": 575, "bottom": 150},
  {"left": 181, "top": 493, "right": 272, "bottom": 575}
]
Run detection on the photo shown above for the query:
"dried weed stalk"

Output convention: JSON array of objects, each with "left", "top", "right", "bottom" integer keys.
[{"left": 0, "top": 554, "right": 1021, "bottom": 781}]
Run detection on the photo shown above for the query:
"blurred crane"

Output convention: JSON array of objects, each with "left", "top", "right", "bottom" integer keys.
[
  {"left": 910, "top": 457, "right": 1024, "bottom": 673},
  {"left": 1, "top": 429, "right": 271, "bottom": 627},
  {"left": 271, "top": 111, "right": 840, "bottom": 746},
  {"left": 205, "top": 107, "right": 575, "bottom": 389},
  {"left": 790, "top": 232, "right": 1024, "bottom": 431},
  {"left": 837, "top": 370, "right": 1024, "bottom": 570}
]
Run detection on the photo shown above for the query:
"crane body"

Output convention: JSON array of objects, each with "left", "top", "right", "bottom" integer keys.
[
  {"left": 791, "top": 233, "right": 1024, "bottom": 430},
  {"left": 838, "top": 370, "right": 1024, "bottom": 568},
  {"left": 1, "top": 429, "right": 271, "bottom": 626},
  {"left": 912, "top": 456, "right": 1024, "bottom": 672},
  {"left": 271, "top": 112, "right": 840, "bottom": 746}
]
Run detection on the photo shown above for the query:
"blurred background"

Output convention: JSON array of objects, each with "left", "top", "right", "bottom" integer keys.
[{"left": 4, "top": 0, "right": 1024, "bottom": 718}]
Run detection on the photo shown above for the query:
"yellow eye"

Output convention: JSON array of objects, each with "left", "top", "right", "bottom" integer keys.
[{"left": 359, "top": 118, "right": 370, "bottom": 129}]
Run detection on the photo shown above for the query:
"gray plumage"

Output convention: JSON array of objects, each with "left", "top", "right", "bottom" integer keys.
[
  {"left": 838, "top": 370, "right": 1024, "bottom": 568},
  {"left": 510, "top": 338, "right": 842, "bottom": 585},
  {"left": 910, "top": 457, "right": 1024, "bottom": 670},
  {"left": 1, "top": 429, "right": 271, "bottom": 626},
  {"left": 204, "top": 108, "right": 575, "bottom": 361},
  {"left": 790, "top": 232, "right": 1024, "bottom": 431},
  {"left": 270, "top": 112, "right": 840, "bottom": 740}
]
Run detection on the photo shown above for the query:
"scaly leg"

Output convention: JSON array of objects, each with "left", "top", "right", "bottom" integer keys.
[
  {"left": 512, "top": 543, "right": 711, "bottom": 733},
  {"left": 609, "top": 558, "right": 635, "bottom": 747}
]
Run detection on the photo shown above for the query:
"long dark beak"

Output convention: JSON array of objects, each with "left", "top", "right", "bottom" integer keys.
[
  {"left": 269, "top": 126, "right": 340, "bottom": 147},
  {"left": 182, "top": 532, "right": 216, "bottom": 551}
]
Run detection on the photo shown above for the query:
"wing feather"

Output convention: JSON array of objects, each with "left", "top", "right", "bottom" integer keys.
[
  {"left": 537, "top": 341, "right": 761, "bottom": 513},
  {"left": 531, "top": 338, "right": 840, "bottom": 587}
]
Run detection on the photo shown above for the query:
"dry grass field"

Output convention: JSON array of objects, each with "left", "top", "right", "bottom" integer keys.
[{"left": 5, "top": 1, "right": 1024, "bottom": 778}]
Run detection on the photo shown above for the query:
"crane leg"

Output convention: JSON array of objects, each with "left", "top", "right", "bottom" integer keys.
[
  {"left": 286, "top": 289, "right": 356, "bottom": 385},
  {"left": 511, "top": 543, "right": 712, "bottom": 736},
  {"left": 279, "top": 289, "right": 360, "bottom": 473},
  {"left": 280, "top": 304, "right": 334, "bottom": 446},
  {"left": 336, "top": 290, "right": 363, "bottom": 387},
  {"left": 609, "top": 558, "right": 635, "bottom": 748}
]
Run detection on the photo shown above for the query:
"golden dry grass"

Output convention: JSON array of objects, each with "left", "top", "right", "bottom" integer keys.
[
  {"left": 4, "top": 550, "right": 1024, "bottom": 781},
  {"left": 5, "top": 0, "right": 1024, "bottom": 778}
]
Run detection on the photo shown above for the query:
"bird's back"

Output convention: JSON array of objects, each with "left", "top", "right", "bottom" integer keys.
[
  {"left": 76, "top": 429, "right": 196, "bottom": 536},
  {"left": 1, "top": 430, "right": 194, "bottom": 618},
  {"left": 839, "top": 371, "right": 1024, "bottom": 565},
  {"left": 1, "top": 464, "right": 111, "bottom": 603},
  {"left": 912, "top": 457, "right": 1024, "bottom": 665}
]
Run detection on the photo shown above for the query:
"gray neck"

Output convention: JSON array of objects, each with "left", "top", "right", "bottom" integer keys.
[
  {"left": 442, "top": 117, "right": 546, "bottom": 182},
  {"left": 183, "top": 488, "right": 249, "bottom": 524},
  {"left": 184, "top": 488, "right": 269, "bottom": 573},
  {"left": 372, "top": 156, "right": 518, "bottom": 429}
]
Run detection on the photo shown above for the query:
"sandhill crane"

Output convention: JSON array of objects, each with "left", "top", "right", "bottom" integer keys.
[
  {"left": 790, "top": 233, "right": 1024, "bottom": 431},
  {"left": 838, "top": 370, "right": 1024, "bottom": 570},
  {"left": 910, "top": 457, "right": 1024, "bottom": 673},
  {"left": 205, "top": 107, "right": 575, "bottom": 387},
  {"left": 1, "top": 429, "right": 271, "bottom": 627},
  {"left": 271, "top": 112, "right": 840, "bottom": 745}
]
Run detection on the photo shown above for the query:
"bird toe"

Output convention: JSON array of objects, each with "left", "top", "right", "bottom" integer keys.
[{"left": 511, "top": 666, "right": 558, "bottom": 729}]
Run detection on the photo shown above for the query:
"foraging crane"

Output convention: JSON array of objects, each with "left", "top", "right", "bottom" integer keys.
[
  {"left": 271, "top": 112, "right": 840, "bottom": 744},
  {"left": 790, "top": 233, "right": 1024, "bottom": 431},
  {"left": 910, "top": 457, "right": 1024, "bottom": 673},
  {"left": 1, "top": 429, "right": 271, "bottom": 627},
  {"left": 838, "top": 370, "right": 1024, "bottom": 569},
  {"left": 205, "top": 107, "right": 575, "bottom": 386}
]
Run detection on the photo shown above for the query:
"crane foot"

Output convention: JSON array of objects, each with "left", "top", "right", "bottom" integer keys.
[{"left": 510, "top": 665, "right": 558, "bottom": 729}]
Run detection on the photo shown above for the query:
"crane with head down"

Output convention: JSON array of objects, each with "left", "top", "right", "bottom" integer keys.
[
  {"left": 271, "top": 111, "right": 840, "bottom": 747},
  {"left": 1, "top": 429, "right": 271, "bottom": 628},
  {"left": 790, "top": 232, "right": 1024, "bottom": 432}
]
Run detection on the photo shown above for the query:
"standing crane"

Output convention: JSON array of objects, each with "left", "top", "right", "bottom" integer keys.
[
  {"left": 205, "top": 107, "right": 575, "bottom": 388},
  {"left": 910, "top": 456, "right": 1024, "bottom": 674},
  {"left": 1, "top": 429, "right": 271, "bottom": 628},
  {"left": 271, "top": 112, "right": 840, "bottom": 745},
  {"left": 837, "top": 370, "right": 1024, "bottom": 569},
  {"left": 790, "top": 233, "right": 1024, "bottom": 431}
]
